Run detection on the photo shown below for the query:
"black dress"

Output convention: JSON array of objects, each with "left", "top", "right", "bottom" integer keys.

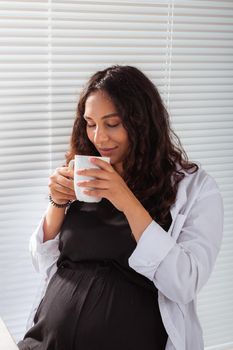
[{"left": 18, "top": 198, "right": 171, "bottom": 350}]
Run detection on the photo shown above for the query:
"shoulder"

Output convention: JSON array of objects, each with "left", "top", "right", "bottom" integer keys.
[
  {"left": 181, "top": 165, "right": 220, "bottom": 195},
  {"left": 174, "top": 164, "right": 222, "bottom": 213}
]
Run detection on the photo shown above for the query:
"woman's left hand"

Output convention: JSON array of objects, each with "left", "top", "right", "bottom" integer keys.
[{"left": 76, "top": 157, "right": 137, "bottom": 213}]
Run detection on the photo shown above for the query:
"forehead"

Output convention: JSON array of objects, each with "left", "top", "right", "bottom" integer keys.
[{"left": 85, "top": 91, "right": 117, "bottom": 116}]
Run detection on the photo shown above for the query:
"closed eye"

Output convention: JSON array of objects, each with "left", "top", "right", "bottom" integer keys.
[
  {"left": 108, "top": 124, "right": 120, "bottom": 128},
  {"left": 86, "top": 124, "right": 120, "bottom": 128}
]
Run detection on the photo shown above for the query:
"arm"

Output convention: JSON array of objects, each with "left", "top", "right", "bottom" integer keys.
[
  {"left": 29, "top": 205, "right": 61, "bottom": 278},
  {"left": 123, "top": 196, "right": 153, "bottom": 242},
  {"left": 43, "top": 163, "right": 75, "bottom": 243},
  {"left": 29, "top": 164, "right": 76, "bottom": 276},
  {"left": 128, "top": 179, "right": 224, "bottom": 304},
  {"left": 43, "top": 203, "right": 66, "bottom": 242}
]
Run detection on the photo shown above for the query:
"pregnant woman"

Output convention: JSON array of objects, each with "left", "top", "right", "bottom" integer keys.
[{"left": 18, "top": 65, "right": 223, "bottom": 350}]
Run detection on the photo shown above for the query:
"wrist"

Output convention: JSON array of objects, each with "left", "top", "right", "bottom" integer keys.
[
  {"left": 49, "top": 194, "right": 71, "bottom": 208},
  {"left": 123, "top": 197, "right": 153, "bottom": 242},
  {"left": 123, "top": 195, "right": 142, "bottom": 217}
]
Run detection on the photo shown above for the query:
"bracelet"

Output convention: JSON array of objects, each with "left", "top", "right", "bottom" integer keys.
[{"left": 49, "top": 194, "right": 71, "bottom": 208}]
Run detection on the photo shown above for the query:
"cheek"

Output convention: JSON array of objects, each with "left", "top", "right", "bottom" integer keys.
[
  {"left": 120, "top": 131, "right": 130, "bottom": 148},
  {"left": 86, "top": 128, "right": 93, "bottom": 141}
]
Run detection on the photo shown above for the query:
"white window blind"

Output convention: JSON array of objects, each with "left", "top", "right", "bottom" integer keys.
[
  {"left": 0, "top": 1, "right": 232, "bottom": 349},
  {"left": 50, "top": 0, "right": 171, "bottom": 167},
  {"left": 167, "top": 2, "right": 233, "bottom": 349},
  {"left": 0, "top": 0, "right": 51, "bottom": 341}
]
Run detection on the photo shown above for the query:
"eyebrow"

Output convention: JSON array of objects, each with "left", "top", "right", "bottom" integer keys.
[{"left": 83, "top": 113, "right": 119, "bottom": 120}]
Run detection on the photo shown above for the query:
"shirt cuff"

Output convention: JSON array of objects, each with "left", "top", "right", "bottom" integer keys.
[
  {"left": 29, "top": 206, "right": 60, "bottom": 274},
  {"left": 29, "top": 205, "right": 60, "bottom": 256},
  {"left": 128, "top": 220, "right": 176, "bottom": 281}
]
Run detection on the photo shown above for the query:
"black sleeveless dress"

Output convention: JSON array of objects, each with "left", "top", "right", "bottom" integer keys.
[{"left": 18, "top": 198, "right": 171, "bottom": 350}]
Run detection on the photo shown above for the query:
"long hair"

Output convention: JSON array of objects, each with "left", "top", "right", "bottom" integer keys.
[{"left": 66, "top": 65, "right": 198, "bottom": 226}]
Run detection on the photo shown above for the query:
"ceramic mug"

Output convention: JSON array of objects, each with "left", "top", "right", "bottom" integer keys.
[{"left": 69, "top": 155, "right": 110, "bottom": 203}]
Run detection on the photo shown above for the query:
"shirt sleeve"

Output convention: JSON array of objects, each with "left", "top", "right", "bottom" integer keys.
[
  {"left": 128, "top": 180, "right": 224, "bottom": 304},
  {"left": 29, "top": 205, "right": 60, "bottom": 278}
]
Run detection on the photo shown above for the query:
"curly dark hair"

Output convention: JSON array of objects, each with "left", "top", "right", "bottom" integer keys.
[{"left": 66, "top": 65, "right": 198, "bottom": 226}]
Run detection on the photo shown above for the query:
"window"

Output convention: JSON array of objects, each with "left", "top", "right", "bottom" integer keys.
[{"left": 0, "top": 1, "right": 232, "bottom": 348}]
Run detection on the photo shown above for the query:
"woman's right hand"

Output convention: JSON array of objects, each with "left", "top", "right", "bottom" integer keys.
[{"left": 48, "top": 166, "right": 77, "bottom": 205}]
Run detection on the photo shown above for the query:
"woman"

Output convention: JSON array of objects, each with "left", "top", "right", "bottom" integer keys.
[{"left": 18, "top": 65, "right": 223, "bottom": 350}]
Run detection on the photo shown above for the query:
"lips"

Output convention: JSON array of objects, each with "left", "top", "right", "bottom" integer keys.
[
  {"left": 99, "top": 147, "right": 117, "bottom": 151},
  {"left": 98, "top": 147, "right": 118, "bottom": 155}
]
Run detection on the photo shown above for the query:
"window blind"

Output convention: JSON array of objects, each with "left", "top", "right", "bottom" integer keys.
[
  {"left": 0, "top": 0, "right": 171, "bottom": 341},
  {"left": 0, "top": 0, "right": 51, "bottom": 341},
  {"left": 0, "top": 1, "right": 232, "bottom": 349},
  {"left": 167, "top": 1, "right": 233, "bottom": 349},
  {"left": 50, "top": 0, "right": 171, "bottom": 168}
]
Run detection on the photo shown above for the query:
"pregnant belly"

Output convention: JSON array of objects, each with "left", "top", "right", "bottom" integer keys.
[{"left": 26, "top": 262, "right": 167, "bottom": 350}]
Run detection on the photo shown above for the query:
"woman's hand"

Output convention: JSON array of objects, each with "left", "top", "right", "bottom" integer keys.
[
  {"left": 48, "top": 166, "right": 77, "bottom": 205},
  {"left": 76, "top": 157, "right": 138, "bottom": 213}
]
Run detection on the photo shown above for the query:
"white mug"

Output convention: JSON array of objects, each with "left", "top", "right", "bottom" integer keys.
[{"left": 69, "top": 155, "right": 110, "bottom": 203}]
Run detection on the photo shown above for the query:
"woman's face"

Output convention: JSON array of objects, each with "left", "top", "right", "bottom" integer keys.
[{"left": 84, "top": 90, "right": 130, "bottom": 174}]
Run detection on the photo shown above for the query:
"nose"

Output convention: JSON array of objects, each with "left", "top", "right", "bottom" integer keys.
[{"left": 93, "top": 126, "right": 109, "bottom": 146}]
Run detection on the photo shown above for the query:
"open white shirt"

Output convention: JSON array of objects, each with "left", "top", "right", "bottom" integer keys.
[{"left": 27, "top": 166, "right": 224, "bottom": 350}]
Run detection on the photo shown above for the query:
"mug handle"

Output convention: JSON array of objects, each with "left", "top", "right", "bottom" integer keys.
[
  {"left": 68, "top": 159, "right": 74, "bottom": 169},
  {"left": 68, "top": 159, "right": 77, "bottom": 200},
  {"left": 67, "top": 159, "right": 75, "bottom": 181}
]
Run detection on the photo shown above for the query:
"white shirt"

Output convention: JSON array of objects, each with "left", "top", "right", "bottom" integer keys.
[{"left": 27, "top": 166, "right": 224, "bottom": 350}]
